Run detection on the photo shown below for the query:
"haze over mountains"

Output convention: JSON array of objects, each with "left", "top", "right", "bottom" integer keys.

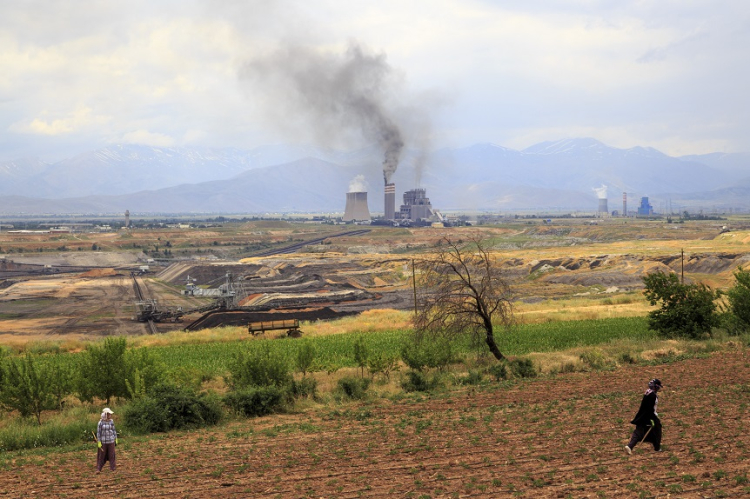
[{"left": 0, "top": 138, "right": 747, "bottom": 215}]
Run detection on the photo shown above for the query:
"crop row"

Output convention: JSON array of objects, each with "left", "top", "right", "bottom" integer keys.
[{"left": 31, "top": 316, "right": 654, "bottom": 376}]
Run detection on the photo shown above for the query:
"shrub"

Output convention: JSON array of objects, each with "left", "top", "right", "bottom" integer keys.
[
  {"left": 353, "top": 335, "right": 369, "bottom": 378},
  {"left": 401, "top": 371, "right": 432, "bottom": 392},
  {"left": 400, "top": 337, "right": 456, "bottom": 372},
  {"left": 619, "top": 352, "right": 639, "bottom": 365},
  {"left": 458, "top": 370, "right": 483, "bottom": 385},
  {"left": 227, "top": 345, "right": 292, "bottom": 389},
  {"left": 291, "top": 377, "right": 318, "bottom": 399},
  {"left": 338, "top": 377, "right": 371, "bottom": 399},
  {"left": 509, "top": 358, "right": 536, "bottom": 378},
  {"left": 579, "top": 349, "right": 611, "bottom": 370},
  {"left": 123, "top": 384, "right": 222, "bottom": 434},
  {"left": 224, "top": 386, "right": 287, "bottom": 417},
  {"left": 487, "top": 363, "right": 508, "bottom": 381}
]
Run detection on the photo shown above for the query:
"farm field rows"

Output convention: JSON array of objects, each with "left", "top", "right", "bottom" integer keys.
[{"left": 1, "top": 348, "right": 748, "bottom": 498}]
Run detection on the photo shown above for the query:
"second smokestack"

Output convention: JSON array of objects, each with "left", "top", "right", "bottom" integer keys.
[{"left": 384, "top": 183, "right": 396, "bottom": 220}]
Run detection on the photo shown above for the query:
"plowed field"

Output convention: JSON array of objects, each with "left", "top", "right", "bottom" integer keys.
[{"left": 2, "top": 349, "right": 749, "bottom": 498}]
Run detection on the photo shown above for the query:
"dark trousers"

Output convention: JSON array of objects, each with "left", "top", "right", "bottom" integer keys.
[
  {"left": 97, "top": 443, "right": 116, "bottom": 471},
  {"left": 628, "top": 422, "right": 662, "bottom": 451}
]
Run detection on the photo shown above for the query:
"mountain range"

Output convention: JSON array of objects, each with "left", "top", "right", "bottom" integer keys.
[{"left": 0, "top": 138, "right": 748, "bottom": 215}]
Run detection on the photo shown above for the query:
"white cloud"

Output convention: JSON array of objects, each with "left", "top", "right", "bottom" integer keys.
[
  {"left": 0, "top": 0, "right": 748, "bottom": 160},
  {"left": 10, "top": 107, "right": 109, "bottom": 135}
]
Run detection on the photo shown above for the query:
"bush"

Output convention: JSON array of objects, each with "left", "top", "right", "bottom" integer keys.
[
  {"left": 338, "top": 377, "right": 371, "bottom": 399},
  {"left": 224, "top": 386, "right": 287, "bottom": 417},
  {"left": 619, "top": 352, "right": 639, "bottom": 365},
  {"left": 401, "top": 370, "right": 432, "bottom": 392},
  {"left": 579, "top": 349, "right": 611, "bottom": 370},
  {"left": 487, "top": 363, "right": 509, "bottom": 381},
  {"left": 509, "top": 358, "right": 537, "bottom": 378},
  {"left": 123, "top": 384, "right": 222, "bottom": 434},
  {"left": 400, "top": 337, "right": 456, "bottom": 372},
  {"left": 457, "top": 370, "right": 484, "bottom": 386},
  {"left": 227, "top": 345, "right": 292, "bottom": 389},
  {"left": 291, "top": 377, "right": 317, "bottom": 399}
]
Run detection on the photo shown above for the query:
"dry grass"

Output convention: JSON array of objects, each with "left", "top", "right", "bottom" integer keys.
[
  {"left": 301, "top": 309, "right": 413, "bottom": 337},
  {"left": 515, "top": 294, "right": 653, "bottom": 324}
]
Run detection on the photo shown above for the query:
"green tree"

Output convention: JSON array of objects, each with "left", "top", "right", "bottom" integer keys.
[
  {"left": 47, "top": 360, "right": 73, "bottom": 410},
  {"left": 226, "top": 345, "right": 292, "bottom": 389},
  {"left": 76, "top": 337, "right": 128, "bottom": 405},
  {"left": 642, "top": 271, "right": 719, "bottom": 338},
  {"left": 723, "top": 266, "right": 750, "bottom": 333},
  {"left": 353, "top": 335, "right": 369, "bottom": 378},
  {"left": 295, "top": 341, "right": 317, "bottom": 377},
  {"left": 414, "top": 237, "right": 514, "bottom": 361},
  {"left": 0, "top": 353, "right": 57, "bottom": 424}
]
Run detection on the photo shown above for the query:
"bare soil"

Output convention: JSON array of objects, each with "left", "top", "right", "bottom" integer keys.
[{"left": 1, "top": 349, "right": 748, "bottom": 498}]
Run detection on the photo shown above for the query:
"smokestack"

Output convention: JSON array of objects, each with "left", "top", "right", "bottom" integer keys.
[
  {"left": 384, "top": 183, "right": 396, "bottom": 220},
  {"left": 125, "top": 210, "right": 130, "bottom": 228},
  {"left": 343, "top": 192, "right": 370, "bottom": 222},
  {"left": 622, "top": 193, "right": 627, "bottom": 217}
]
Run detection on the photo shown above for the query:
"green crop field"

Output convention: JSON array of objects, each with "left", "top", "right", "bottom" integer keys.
[{"left": 37, "top": 316, "right": 654, "bottom": 377}]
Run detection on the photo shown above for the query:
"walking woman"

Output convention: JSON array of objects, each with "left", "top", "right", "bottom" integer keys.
[
  {"left": 96, "top": 407, "right": 118, "bottom": 472},
  {"left": 625, "top": 378, "right": 663, "bottom": 454}
]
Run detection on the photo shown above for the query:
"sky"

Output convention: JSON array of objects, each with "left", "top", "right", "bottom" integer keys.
[{"left": 1, "top": 0, "right": 749, "bottom": 163}]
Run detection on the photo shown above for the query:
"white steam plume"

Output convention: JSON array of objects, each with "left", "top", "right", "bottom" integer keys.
[
  {"left": 593, "top": 184, "right": 608, "bottom": 199},
  {"left": 348, "top": 174, "right": 368, "bottom": 193}
]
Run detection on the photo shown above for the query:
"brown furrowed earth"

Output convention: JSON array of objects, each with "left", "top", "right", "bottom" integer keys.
[{"left": 2, "top": 349, "right": 748, "bottom": 498}]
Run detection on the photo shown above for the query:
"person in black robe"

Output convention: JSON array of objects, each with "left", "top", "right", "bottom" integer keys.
[{"left": 625, "top": 378, "right": 663, "bottom": 454}]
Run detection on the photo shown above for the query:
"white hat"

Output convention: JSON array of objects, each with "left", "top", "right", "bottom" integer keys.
[{"left": 102, "top": 407, "right": 114, "bottom": 414}]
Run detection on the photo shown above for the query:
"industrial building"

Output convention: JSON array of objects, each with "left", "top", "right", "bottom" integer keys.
[
  {"left": 398, "top": 188, "right": 434, "bottom": 221},
  {"left": 637, "top": 197, "right": 653, "bottom": 216}
]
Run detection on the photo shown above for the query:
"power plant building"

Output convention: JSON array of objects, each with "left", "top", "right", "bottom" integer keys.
[
  {"left": 637, "top": 197, "right": 653, "bottom": 216},
  {"left": 398, "top": 188, "right": 434, "bottom": 221},
  {"left": 343, "top": 192, "right": 371, "bottom": 222}
]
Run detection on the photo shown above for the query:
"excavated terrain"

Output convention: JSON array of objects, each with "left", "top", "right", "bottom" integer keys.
[{"left": 0, "top": 225, "right": 749, "bottom": 339}]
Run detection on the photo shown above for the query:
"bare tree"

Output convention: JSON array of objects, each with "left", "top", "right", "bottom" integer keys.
[{"left": 414, "top": 237, "right": 514, "bottom": 361}]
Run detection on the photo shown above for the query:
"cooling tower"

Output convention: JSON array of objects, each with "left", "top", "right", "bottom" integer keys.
[
  {"left": 343, "top": 192, "right": 371, "bottom": 222},
  {"left": 384, "top": 183, "right": 396, "bottom": 220},
  {"left": 598, "top": 198, "right": 608, "bottom": 215}
]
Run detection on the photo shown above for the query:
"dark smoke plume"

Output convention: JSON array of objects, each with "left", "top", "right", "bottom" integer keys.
[{"left": 240, "top": 42, "right": 406, "bottom": 184}]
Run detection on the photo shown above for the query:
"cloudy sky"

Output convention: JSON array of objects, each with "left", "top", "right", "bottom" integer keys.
[{"left": 1, "top": 0, "right": 748, "bottom": 162}]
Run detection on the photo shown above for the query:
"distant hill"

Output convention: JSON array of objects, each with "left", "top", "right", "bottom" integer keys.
[{"left": 0, "top": 138, "right": 747, "bottom": 214}]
